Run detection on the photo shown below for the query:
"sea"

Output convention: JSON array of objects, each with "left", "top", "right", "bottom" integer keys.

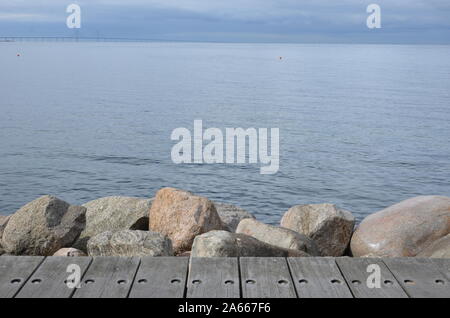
[{"left": 1, "top": 42, "right": 449, "bottom": 224}]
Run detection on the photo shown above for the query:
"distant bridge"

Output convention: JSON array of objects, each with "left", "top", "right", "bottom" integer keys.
[{"left": 0, "top": 36, "right": 182, "bottom": 43}]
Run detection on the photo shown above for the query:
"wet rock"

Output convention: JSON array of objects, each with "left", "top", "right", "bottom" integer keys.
[
  {"left": 149, "top": 188, "right": 223, "bottom": 254},
  {"left": 281, "top": 204, "right": 355, "bottom": 256},
  {"left": 236, "top": 218, "right": 320, "bottom": 256},
  {"left": 214, "top": 202, "right": 255, "bottom": 232},
  {"left": 73, "top": 196, "right": 153, "bottom": 251},
  {"left": 2, "top": 196, "right": 86, "bottom": 256},
  {"left": 351, "top": 196, "right": 450, "bottom": 257},
  {"left": 191, "top": 230, "right": 310, "bottom": 257},
  {"left": 87, "top": 230, "right": 173, "bottom": 257}
]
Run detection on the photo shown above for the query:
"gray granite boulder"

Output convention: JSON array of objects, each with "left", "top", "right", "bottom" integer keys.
[
  {"left": 73, "top": 196, "right": 153, "bottom": 251},
  {"left": 87, "top": 230, "right": 173, "bottom": 257},
  {"left": 281, "top": 204, "right": 355, "bottom": 257},
  {"left": 236, "top": 218, "right": 320, "bottom": 256},
  {"left": 191, "top": 230, "right": 310, "bottom": 257},
  {"left": 0, "top": 215, "right": 11, "bottom": 255},
  {"left": 214, "top": 202, "right": 255, "bottom": 232},
  {"left": 2, "top": 196, "right": 86, "bottom": 256},
  {"left": 351, "top": 196, "right": 450, "bottom": 257}
]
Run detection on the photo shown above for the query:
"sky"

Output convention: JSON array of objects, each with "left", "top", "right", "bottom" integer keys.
[{"left": 0, "top": 0, "right": 449, "bottom": 43}]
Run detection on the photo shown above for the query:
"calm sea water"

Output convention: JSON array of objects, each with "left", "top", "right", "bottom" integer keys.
[{"left": 0, "top": 42, "right": 449, "bottom": 223}]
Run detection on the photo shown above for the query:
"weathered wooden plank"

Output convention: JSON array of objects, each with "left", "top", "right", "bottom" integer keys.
[
  {"left": 15, "top": 256, "right": 92, "bottom": 298},
  {"left": 288, "top": 257, "right": 353, "bottom": 298},
  {"left": 72, "top": 257, "right": 140, "bottom": 298},
  {"left": 431, "top": 259, "right": 450, "bottom": 281},
  {"left": 240, "top": 257, "right": 296, "bottom": 298},
  {"left": 0, "top": 256, "right": 45, "bottom": 298},
  {"left": 187, "top": 257, "right": 240, "bottom": 298},
  {"left": 383, "top": 258, "right": 450, "bottom": 298},
  {"left": 3, "top": 256, "right": 448, "bottom": 299},
  {"left": 129, "top": 257, "right": 188, "bottom": 298},
  {"left": 336, "top": 257, "right": 408, "bottom": 298}
]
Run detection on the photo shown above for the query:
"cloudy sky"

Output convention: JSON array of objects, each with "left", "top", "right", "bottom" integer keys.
[{"left": 1, "top": 0, "right": 449, "bottom": 43}]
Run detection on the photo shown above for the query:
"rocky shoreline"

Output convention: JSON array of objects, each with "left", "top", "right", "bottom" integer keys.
[{"left": 0, "top": 188, "right": 449, "bottom": 258}]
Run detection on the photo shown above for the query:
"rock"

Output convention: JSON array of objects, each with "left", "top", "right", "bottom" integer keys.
[
  {"left": 214, "top": 202, "right": 255, "bottom": 232},
  {"left": 280, "top": 204, "right": 355, "bottom": 256},
  {"left": 2, "top": 196, "right": 86, "bottom": 256},
  {"left": 417, "top": 235, "right": 450, "bottom": 258},
  {"left": 351, "top": 196, "right": 450, "bottom": 257},
  {"left": 191, "top": 230, "right": 310, "bottom": 257},
  {"left": 87, "top": 231, "right": 112, "bottom": 255},
  {"left": 73, "top": 196, "right": 153, "bottom": 251},
  {"left": 178, "top": 251, "right": 191, "bottom": 257},
  {"left": 236, "top": 218, "right": 320, "bottom": 256},
  {"left": 53, "top": 248, "right": 86, "bottom": 257},
  {"left": 0, "top": 215, "right": 11, "bottom": 254},
  {"left": 149, "top": 188, "right": 223, "bottom": 254},
  {"left": 0, "top": 215, "right": 11, "bottom": 239},
  {"left": 87, "top": 230, "right": 173, "bottom": 257}
]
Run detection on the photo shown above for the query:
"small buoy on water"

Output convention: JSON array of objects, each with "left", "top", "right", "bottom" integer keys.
[
  {"left": 17, "top": 53, "right": 20, "bottom": 57},
  {"left": 279, "top": 56, "right": 282, "bottom": 60}
]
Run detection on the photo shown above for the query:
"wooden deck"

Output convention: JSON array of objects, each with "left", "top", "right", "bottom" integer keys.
[{"left": 0, "top": 256, "right": 448, "bottom": 298}]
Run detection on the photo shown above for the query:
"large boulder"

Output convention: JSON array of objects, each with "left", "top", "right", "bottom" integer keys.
[
  {"left": 236, "top": 218, "right": 320, "bottom": 256},
  {"left": 53, "top": 248, "right": 87, "bottom": 257},
  {"left": 87, "top": 230, "right": 173, "bottom": 257},
  {"left": 149, "top": 188, "right": 223, "bottom": 254},
  {"left": 351, "top": 196, "right": 450, "bottom": 257},
  {"left": 280, "top": 204, "right": 355, "bottom": 256},
  {"left": 2, "top": 196, "right": 86, "bottom": 256},
  {"left": 417, "top": 235, "right": 450, "bottom": 258},
  {"left": 73, "top": 196, "right": 152, "bottom": 251},
  {"left": 191, "top": 230, "right": 310, "bottom": 257},
  {"left": 214, "top": 202, "right": 255, "bottom": 232}
]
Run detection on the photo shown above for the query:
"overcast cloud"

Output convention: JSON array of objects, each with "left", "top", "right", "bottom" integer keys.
[{"left": 0, "top": 0, "right": 449, "bottom": 43}]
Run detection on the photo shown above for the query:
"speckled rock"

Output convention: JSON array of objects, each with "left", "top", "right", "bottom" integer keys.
[
  {"left": 191, "top": 230, "right": 310, "bottom": 257},
  {"left": 0, "top": 215, "right": 11, "bottom": 254},
  {"left": 351, "top": 196, "right": 450, "bottom": 257},
  {"left": 214, "top": 202, "right": 255, "bottom": 232},
  {"left": 281, "top": 204, "right": 355, "bottom": 257},
  {"left": 73, "top": 196, "right": 153, "bottom": 251},
  {"left": 236, "top": 218, "right": 320, "bottom": 256},
  {"left": 417, "top": 234, "right": 450, "bottom": 258},
  {"left": 149, "top": 188, "right": 223, "bottom": 254},
  {"left": 87, "top": 230, "right": 173, "bottom": 257},
  {"left": 0, "top": 215, "right": 11, "bottom": 238},
  {"left": 2, "top": 196, "right": 86, "bottom": 256},
  {"left": 53, "top": 248, "right": 87, "bottom": 257}
]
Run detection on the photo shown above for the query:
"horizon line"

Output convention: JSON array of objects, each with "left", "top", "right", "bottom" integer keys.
[{"left": 1, "top": 35, "right": 450, "bottom": 46}]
